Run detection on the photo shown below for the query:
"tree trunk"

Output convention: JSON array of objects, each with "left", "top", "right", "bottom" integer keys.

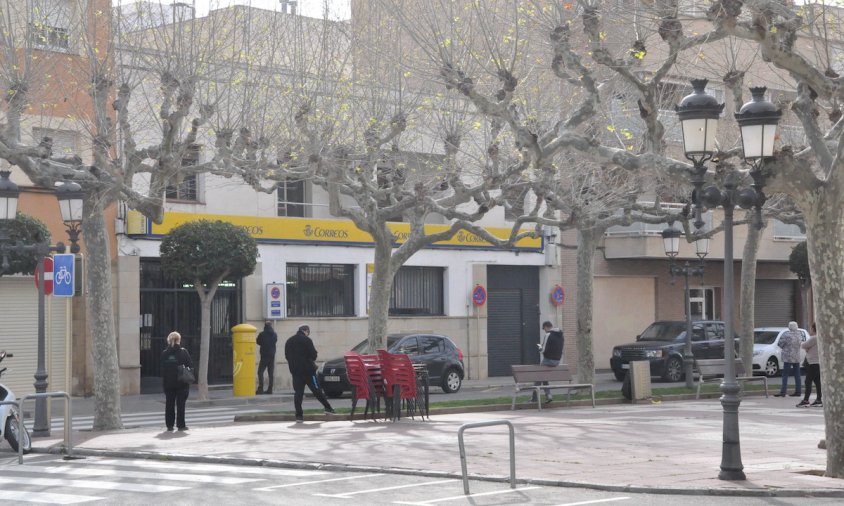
[
  {"left": 803, "top": 190, "right": 844, "bottom": 477},
  {"left": 575, "top": 229, "right": 597, "bottom": 384},
  {"left": 84, "top": 197, "right": 123, "bottom": 431},
  {"left": 195, "top": 282, "right": 220, "bottom": 401},
  {"left": 367, "top": 237, "right": 395, "bottom": 351},
  {"left": 738, "top": 217, "right": 762, "bottom": 374}
]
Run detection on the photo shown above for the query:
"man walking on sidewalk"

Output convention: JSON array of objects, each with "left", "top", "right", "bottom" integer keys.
[
  {"left": 284, "top": 325, "right": 335, "bottom": 422},
  {"left": 256, "top": 320, "right": 277, "bottom": 395}
]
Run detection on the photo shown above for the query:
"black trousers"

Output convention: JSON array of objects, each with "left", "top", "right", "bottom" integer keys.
[
  {"left": 164, "top": 386, "right": 189, "bottom": 429},
  {"left": 292, "top": 373, "right": 332, "bottom": 418},
  {"left": 257, "top": 356, "right": 275, "bottom": 392},
  {"left": 804, "top": 363, "right": 822, "bottom": 402}
]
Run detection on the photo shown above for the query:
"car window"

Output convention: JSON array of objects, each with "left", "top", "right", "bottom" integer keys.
[
  {"left": 639, "top": 322, "right": 686, "bottom": 341},
  {"left": 393, "top": 336, "right": 419, "bottom": 355},
  {"left": 419, "top": 336, "right": 442, "bottom": 354},
  {"left": 691, "top": 326, "right": 706, "bottom": 342},
  {"left": 754, "top": 331, "right": 778, "bottom": 345},
  {"left": 351, "top": 335, "right": 402, "bottom": 353}
]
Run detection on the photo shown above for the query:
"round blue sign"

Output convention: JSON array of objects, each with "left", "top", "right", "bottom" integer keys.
[
  {"left": 551, "top": 285, "right": 565, "bottom": 306},
  {"left": 270, "top": 286, "right": 281, "bottom": 299},
  {"left": 472, "top": 285, "right": 487, "bottom": 306}
]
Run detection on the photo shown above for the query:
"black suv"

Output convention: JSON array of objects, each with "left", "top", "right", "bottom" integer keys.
[
  {"left": 317, "top": 333, "right": 465, "bottom": 397},
  {"left": 610, "top": 320, "right": 728, "bottom": 382}
]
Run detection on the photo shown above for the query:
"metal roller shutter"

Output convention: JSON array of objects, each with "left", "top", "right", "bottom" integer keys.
[
  {"left": 754, "top": 279, "right": 795, "bottom": 327},
  {"left": 487, "top": 289, "right": 523, "bottom": 377},
  {"left": 0, "top": 277, "right": 69, "bottom": 397}
]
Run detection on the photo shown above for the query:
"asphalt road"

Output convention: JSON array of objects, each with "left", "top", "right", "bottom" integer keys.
[{"left": 0, "top": 454, "right": 837, "bottom": 505}]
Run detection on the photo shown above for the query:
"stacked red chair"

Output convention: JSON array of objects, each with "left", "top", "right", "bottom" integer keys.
[
  {"left": 377, "top": 349, "right": 419, "bottom": 421},
  {"left": 344, "top": 353, "right": 379, "bottom": 421}
]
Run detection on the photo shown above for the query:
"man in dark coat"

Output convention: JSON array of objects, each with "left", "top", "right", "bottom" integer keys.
[
  {"left": 284, "top": 325, "right": 335, "bottom": 422},
  {"left": 256, "top": 321, "right": 277, "bottom": 394},
  {"left": 534, "top": 321, "right": 564, "bottom": 403}
]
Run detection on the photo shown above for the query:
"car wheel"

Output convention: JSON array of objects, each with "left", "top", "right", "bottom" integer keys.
[
  {"left": 764, "top": 357, "right": 780, "bottom": 378},
  {"left": 441, "top": 367, "right": 462, "bottom": 393},
  {"left": 662, "top": 357, "right": 683, "bottom": 382},
  {"left": 324, "top": 388, "right": 344, "bottom": 399},
  {"left": 613, "top": 370, "right": 626, "bottom": 381}
]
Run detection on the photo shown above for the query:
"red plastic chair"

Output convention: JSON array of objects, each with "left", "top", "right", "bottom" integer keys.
[
  {"left": 344, "top": 353, "right": 379, "bottom": 421},
  {"left": 378, "top": 349, "right": 419, "bottom": 421}
]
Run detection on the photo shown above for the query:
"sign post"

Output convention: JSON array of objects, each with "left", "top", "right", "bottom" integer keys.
[{"left": 52, "top": 254, "right": 75, "bottom": 298}]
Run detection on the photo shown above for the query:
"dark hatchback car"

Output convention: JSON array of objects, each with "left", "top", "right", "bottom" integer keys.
[
  {"left": 610, "top": 320, "right": 729, "bottom": 382},
  {"left": 317, "top": 333, "right": 465, "bottom": 397}
]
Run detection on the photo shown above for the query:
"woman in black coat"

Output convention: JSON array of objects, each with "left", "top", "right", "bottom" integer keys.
[{"left": 160, "top": 331, "right": 193, "bottom": 431}]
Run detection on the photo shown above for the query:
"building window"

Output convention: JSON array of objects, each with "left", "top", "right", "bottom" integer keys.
[
  {"left": 286, "top": 263, "right": 355, "bottom": 317},
  {"left": 389, "top": 266, "right": 444, "bottom": 316},
  {"left": 277, "top": 179, "right": 305, "bottom": 217},
  {"left": 30, "top": 0, "right": 72, "bottom": 50},
  {"left": 32, "top": 127, "right": 78, "bottom": 158},
  {"left": 166, "top": 145, "right": 200, "bottom": 201}
]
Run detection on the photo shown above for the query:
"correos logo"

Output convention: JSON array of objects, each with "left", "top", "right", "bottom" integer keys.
[{"left": 303, "top": 224, "right": 349, "bottom": 239}]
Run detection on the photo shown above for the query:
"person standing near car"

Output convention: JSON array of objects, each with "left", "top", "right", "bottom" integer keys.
[
  {"left": 533, "top": 321, "right": 564, "bottom": 404},
  {"left": 160, "top": 331, "right": 192, "bottom": 432},
  {"left": 256, "top": 320, "right": 277, "bottom": 395},
  {"left": 797, "top": 323, "right": 822, "bottom": 407},
  {"left": 284, "top": 325, "right": 336, "bottom": 422},
  {"left": 775, "top": 321, "right": 802, "bottom": 398}
]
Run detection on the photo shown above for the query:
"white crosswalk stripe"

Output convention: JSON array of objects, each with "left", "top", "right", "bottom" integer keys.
[
  {"left": 0, "top": 456, "right": 329, "bottom": 504},
  {"left": 50, "top": 406, "right": 263, "bottom": 431}
]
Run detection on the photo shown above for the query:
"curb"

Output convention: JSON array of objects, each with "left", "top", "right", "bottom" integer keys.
[{"left": 30, "top": 446, "right": 844, "bottom": 498}]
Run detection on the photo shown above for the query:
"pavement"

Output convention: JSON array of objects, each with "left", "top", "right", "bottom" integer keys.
[{"left": 12, "top": 376, "right": 843, "bottom": 498}]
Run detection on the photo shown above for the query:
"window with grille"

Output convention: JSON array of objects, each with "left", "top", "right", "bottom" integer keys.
[
  {"left": 30, "top": 0, "right": 72, "bottom": 50},
  {"left": 165, "top": 145, "right": 200, "bottom": 201},
  {"left": 389, "top": 266, "right": 444, "bottom": 316},
  {"left": 277, "top": 179, "right": 305, "bottom": 217},
  {"left": 286, "top": 263, "right": 355, "bottom": 317}
]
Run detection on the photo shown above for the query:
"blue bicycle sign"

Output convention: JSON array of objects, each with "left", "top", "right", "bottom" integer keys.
[{"left": 53, "top": 254, "right": 75, "bottom": 298}]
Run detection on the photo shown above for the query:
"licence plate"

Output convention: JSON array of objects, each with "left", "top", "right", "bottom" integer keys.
[{"left": 324, "top": 375, "right": 340, "bottom": 382}]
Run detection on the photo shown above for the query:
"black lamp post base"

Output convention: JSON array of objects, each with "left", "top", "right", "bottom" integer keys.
[
  {"left": 31, "top": 429, "right": 51, "bottom": 438},
  {"left": 718, "top": 467, "right": 747, "bottom": 481}
]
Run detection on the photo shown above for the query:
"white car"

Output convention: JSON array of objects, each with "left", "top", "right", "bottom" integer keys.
[{"left": 752, "top": 327, "right": 808, "bottom": 377}]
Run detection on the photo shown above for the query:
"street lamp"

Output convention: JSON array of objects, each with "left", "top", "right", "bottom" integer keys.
[
  {"left": 661, "top": 225, "right": 708, "bottom": 389},
  {"left": 676, "top": 81, "right": 780, "bottom": 481},
  {"left": 0, "top": 171, "right": 84, "bottom": 437}
]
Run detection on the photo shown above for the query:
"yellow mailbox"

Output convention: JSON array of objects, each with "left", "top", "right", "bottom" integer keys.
[{"left": 231, "top": 323, "right": 258, "bottom": 397}]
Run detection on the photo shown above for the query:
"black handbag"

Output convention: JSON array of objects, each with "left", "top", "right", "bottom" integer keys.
[{"left": 177, "top": 364, "right": 196, "bottom": 384}]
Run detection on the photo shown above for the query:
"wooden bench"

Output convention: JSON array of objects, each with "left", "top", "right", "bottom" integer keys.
[
  {"left": 694, "top": 359, "right": 768, "bottom": 399},
  {"left": 511, "top": 364, "right": 595, "bottom": 410}
]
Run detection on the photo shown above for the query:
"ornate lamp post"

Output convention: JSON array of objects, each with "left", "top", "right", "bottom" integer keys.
[
  {"left": 661, "top": 225, "right": 709, "bottom": 388},
  {"left": 676, "top": 81, "right": 781, "bottom": 480},
  {"left": 0, "top": 171, "right": 84, "bottom": 437}
]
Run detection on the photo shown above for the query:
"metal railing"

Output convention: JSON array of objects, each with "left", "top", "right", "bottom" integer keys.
[
  {"left": 4, "top": 391, "right": 74, "bottom": 464},
  {"left": 457, "top": 420, "right": 516, "bottom": 495}
]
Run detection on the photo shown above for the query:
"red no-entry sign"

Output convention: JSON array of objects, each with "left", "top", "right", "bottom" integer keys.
[{"left": 34, "top": 256, "right": 54, "bottom": 295}]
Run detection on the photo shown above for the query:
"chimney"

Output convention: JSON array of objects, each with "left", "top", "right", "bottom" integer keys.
[{"left": 280, "top": 1, "right": 298, "bottom": 15}]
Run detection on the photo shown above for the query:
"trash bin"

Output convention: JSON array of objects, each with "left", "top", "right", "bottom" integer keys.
[{"left": 231, "top": 323, "right": 258, "bottom": 397}]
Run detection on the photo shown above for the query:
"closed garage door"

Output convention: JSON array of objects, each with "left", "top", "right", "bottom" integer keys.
[
  {"left": 0, "top": 277, "right": 69, "bottom": 396},
  {"left": 487, "top": 266, "right": 539, "bottom": 377},
  {"left": 754, "top": 279, "right": 796, "bottom": 327}
]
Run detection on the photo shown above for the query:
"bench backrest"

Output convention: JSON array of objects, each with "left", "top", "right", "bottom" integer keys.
[
  {"left": 511, "top": 364, "right": 573, "bottom": 383},
  {"left": 695, "top": 359, "right": 747, "bottom": 377}
]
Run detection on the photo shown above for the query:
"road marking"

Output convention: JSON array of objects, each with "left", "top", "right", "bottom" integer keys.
[
  {"left": 393, "top": 486, "right": 542, "bottom": 504},
  {"left": 0, "top": 475, "right": 186, "bottom": 493},
  {"left": 0, "top": 490, "right": 103, "bottom": 504},
  {"left": 552, "top": 498, "right": 631, "bottom": 506},
  {"left": 314, "top": 479, "right": 455, "bottom": 498},
  {"left": 32, "top": 466, "right": 262, "bottom": 484},
  {"left": 70, "top": 458, "right": 326, "bottom": 477},
  {"left": 255, "top": 473, "right": 383, "bottom": 491}
]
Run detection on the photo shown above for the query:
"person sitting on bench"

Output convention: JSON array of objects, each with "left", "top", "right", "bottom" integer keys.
[{"left": 534, "top": 321, "right": 564, "bottom": 403}]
